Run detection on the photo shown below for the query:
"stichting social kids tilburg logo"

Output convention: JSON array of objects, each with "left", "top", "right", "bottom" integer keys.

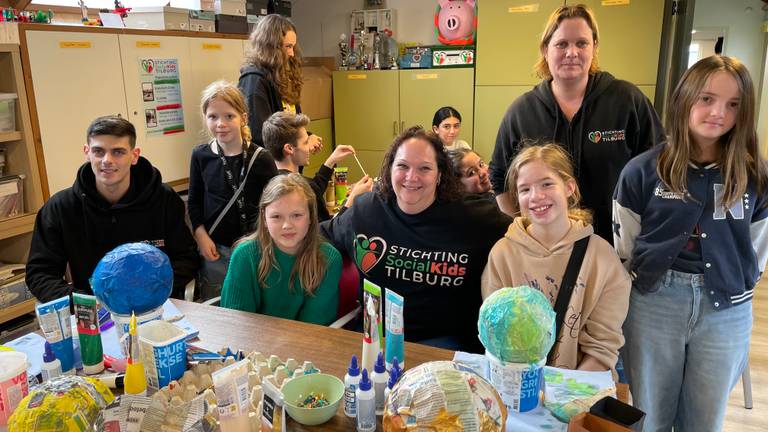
[{"left": 588, "top": 129, "right": 625, "bottom": 143}]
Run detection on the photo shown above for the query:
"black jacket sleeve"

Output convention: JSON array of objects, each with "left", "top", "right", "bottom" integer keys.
[
  {"left": 25, "top": 204, "right": 72, "bottom": 303},
  {"left": 307, "top": 165, "right": 334, "bottom": 197},
  {"left": 632, "top": 92, "right": 666, "bottom": 156},
  {"left": 162, "top": 189, "right": 200, "bottom": 299},
  {"left": 239, "top": 74, "right": 276, "bottom": 148},
  {"left": 320, "top": 195, "right": 360, "bottom": 259},
  {"left": 490, "top": 106, "right": 521, "bottom": 195},
  {"left": 187, "top": 147, "right": 206, "bottom": 230}
]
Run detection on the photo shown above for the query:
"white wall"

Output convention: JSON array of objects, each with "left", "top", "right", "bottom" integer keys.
[
  {"left": 291, "top": 0, "right": 441, "bottom": 57},
  {"left": 693, "top": 0, "right": 764, "bottom": 77}
]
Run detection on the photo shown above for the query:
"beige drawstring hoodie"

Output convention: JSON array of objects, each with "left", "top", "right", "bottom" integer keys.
[{"left": 481, "top": 217, "right": 631, "bottom": 374}]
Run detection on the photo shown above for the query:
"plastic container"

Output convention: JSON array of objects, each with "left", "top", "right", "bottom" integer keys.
[
  {"left": 486, "top": 351, "right": 545, "bottom": 413},
  {"left": 344, "top": 355, "right": 361, "bottom": 417},
  {"left": 0, "top": 351, "right": 29, "bottom": 426},
  {"left": 112, "top": 306, "right": 164, "bottom": 345},
  {"left": 355, "top": 369, "right": 375, "bottom": 432},
  {"left": 282, "top": 373, "right": 345, "bottom": 426},
  {"left": 137, "top": 320, "right": 187, "bottom": 390},
  {"left": 0, "top": 93, "right": 17, "bottom": 133}
]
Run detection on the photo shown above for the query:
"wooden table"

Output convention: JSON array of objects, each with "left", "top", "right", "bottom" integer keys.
[{"left": 172, "top": 299, "right": 454, "bottom": 431}]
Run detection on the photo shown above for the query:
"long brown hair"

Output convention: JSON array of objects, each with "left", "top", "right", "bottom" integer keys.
[
  {"left": 200, "top": 80, "right": 252, "bottom": 144},
  {"left": 534, "top": 4, "right": 600, "bottom": 80},
  {"left": 505, "top": 143, "right": 592, "bottom": 224},
  {"left": 659, "top": 55, "right": 768, "bottom": 207},
  {"left": 236, "top": 174, "right": 325, "bottom": 295},
  {"left": 376, "top": 126, "right": 463, "bottom": 203},
  {"left": 244, "top": 14, "right": 303, "bottom": 105}
]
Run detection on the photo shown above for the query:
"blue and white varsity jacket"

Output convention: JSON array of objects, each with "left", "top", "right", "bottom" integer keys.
[{"left": 612, "top": 145, "right": 768, "bottom": 310}]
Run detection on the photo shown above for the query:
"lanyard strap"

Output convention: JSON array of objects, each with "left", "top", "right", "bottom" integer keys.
[{"left": 209, "top": 141, "right": 262, "bottom": 237}]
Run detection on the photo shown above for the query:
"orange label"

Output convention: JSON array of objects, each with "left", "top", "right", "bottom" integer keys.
[
  {"left": 416, "top": 74, "right": 438, "bottom": 80},
  {"left": 348, "top": 74, "right": 367, "bottom": 80},
  {"left": 59, "top": 41, "right": 91, "bottom": 48},
  {"left": 202, "top": 43, "right": 222, "bottom": 50},
  {"left": 136, "top": 41, "right": 161, "bottom": 48}
]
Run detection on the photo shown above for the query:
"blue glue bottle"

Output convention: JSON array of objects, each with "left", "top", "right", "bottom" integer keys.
[
  {"left": 372, "top": 351, "right": 388, "bottom": 415},
  {"left": 41, "top": 341, "right": 62, "bottom": 382},
  {"left": 383, "top": 357, "right": 400, "bottom": 406},
  {"left": 344, "top": 355, "right": 361, "bottom": 417},
  {"left": 356, "top": 369, "right": 376, "bottom": 432}
]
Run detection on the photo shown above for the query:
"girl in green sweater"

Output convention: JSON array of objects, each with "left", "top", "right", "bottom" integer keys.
[{"left": 221, "top": 174, "right": 342, "bottom": 325}]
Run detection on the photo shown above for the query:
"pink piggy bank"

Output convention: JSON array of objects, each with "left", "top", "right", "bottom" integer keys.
[{"left": 435, "top": 0, "right": 477, "bottom": 45}]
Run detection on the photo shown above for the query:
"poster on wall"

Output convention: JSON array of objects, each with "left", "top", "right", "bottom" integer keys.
[{"left": 138, "top": 58, "right": 185, "bottom": 136}]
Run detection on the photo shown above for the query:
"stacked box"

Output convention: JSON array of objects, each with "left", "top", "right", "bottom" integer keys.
[
  {"left": 246, "top": 0, "right": 269, "bottom": 16},
  {"left": 123, "top": 7, "right": 190, "bottom": 31},
  {"left": 268, "top": 0, "right": 292, "bottom": 17},
  {"left": 215, "top": 0, "right": 246, "bottom": 16},
  {"left": 189, "top": 10, "right": 216, "bottom": 32},
  {"left": 216, "top": 14, "right": 248, "bottom": 34},
  {"left": 431, "top": 46, "right": 475, "bottom": 68},
  {"left": 169, "top": 0, "right": 215, "bottom": 10}
]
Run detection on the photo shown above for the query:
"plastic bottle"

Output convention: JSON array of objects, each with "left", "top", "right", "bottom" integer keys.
[
  {"left": 372, "top": 351, "right": 388, "bottom": 415},
  {"left": 383, "top": 357, "right": 400, "bottom": 407},
  {"left": 344, "top": 355, "right": 361, "bottom": 417},
  {"left": 124, "top": 313, "right": 148, "bottom": 396},
  {"left": 41, "top": 341, "right": 62, "bottom": 382},
  {"left": 355, "top": 369, "right": 376, "bottom": 432}
]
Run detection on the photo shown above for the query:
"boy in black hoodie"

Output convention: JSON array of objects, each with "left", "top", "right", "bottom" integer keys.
[{"left": 26, "top": 116, "right": 199, "bottom": 303}]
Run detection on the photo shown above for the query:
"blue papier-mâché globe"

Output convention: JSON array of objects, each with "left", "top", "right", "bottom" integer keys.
[
  {"left": 478, "top": 285, "right": 556, "bottom": 364},
  {"left": 90, "top": 243, "right": 173, "bottom": 315}
]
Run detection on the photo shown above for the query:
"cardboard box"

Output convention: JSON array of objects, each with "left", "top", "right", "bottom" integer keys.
[
  {"left": 300, "top": 66, "right": 332, "bottom": 120},
  {"left": 0, "top": 175, "right": 24, "bottom": 220},
  {"left": 247, "top": 14, "right": 263, "bottom": 33},
  {"left": 190, "top": 10, "right": 216, "bottom": 32},
  {"left": 269, "top": 0, "right": 292, "bottom": 17},
  {"left": 169, "top": 0, "right": 215, "bottom": 11},
  {"left": 215, "top": 0, "right": 247, "bottom": 16},
  {"left": 431, "top": 45, "right": 475, "bottom": 68},
  {"left": 215, "top": 14, "right": 249, "bottom": 34},
  {"left": 246, "top": 0, "right": 269, "bottom": 16},
  {"left": 124, "top": 7, "right": 190, "bottom": 31},
  {"left": 399, "top": 46, "right": 432, "bottom": 69}
]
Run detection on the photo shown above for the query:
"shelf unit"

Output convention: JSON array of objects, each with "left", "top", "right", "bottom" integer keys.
[{"left": 0, "top": 42, "right": 44, "bottom": 324}]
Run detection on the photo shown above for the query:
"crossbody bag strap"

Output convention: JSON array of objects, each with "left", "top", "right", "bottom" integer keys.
[
  {"left": 208, "top": 146, "right": 263, "bottom": 236},
  {"left": 547, "top": 236, "right": 590, "bottom": 364}
]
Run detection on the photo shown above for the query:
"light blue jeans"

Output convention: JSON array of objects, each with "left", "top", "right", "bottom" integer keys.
[
  {"left": 622, "top": 270, "right": 752, "bottom": 432},
  {"left": 197, "top": 244, "right": 232, "bottom": 301}
]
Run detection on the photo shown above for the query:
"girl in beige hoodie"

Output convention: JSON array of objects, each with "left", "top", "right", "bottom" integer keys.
[{"left": 482, "top": 144, "right": 630, "bottom": 375}]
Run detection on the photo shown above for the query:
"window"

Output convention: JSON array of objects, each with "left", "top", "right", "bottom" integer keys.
[{"left": 688, "top": 43, "right": 700, "bottom": 68}]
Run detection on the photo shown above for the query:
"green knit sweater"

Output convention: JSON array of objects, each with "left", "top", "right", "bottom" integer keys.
[{"left": 220, "top": 239, "right": 342, "bottom": 325}]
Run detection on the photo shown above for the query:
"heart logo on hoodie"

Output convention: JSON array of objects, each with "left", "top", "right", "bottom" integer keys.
[
  {"left": 355, "top": 234, "right": 387, "bottom": 273},
  {"left": 588, "top": 131, "right": 602, "bottom": 143}
]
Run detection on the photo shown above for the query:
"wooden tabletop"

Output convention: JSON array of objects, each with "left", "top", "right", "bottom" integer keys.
[{"left": 171, "top": 299, "right": 454, "bottom": 431}]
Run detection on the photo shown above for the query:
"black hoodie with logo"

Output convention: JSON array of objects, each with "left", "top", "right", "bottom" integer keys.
[
  {"left": 489, "top": 71, "right": 665, "bottom": 242},
  {"left": 26, "top": 157, "right": 199, "bottom": 303}
]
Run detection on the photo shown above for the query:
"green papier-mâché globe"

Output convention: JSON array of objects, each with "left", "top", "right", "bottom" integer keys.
[{"left": 478, "top": 286, "right": 556, "bottom": 363}]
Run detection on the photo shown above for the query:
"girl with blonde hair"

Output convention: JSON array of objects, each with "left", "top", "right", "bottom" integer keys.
[
  {"left": 188, "top": 80, "right": 278, "bottom": 300},
  {"left": 614, "top": 55, "right": 768, "bottom": 431},
  {"left": 221, "top": 174, "right": 342, "bottom": 325},
  {"left": 482, "top": 143, "right": 630, "bottom": 375}
]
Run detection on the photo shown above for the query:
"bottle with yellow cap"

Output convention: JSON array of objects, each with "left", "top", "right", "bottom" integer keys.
[{"left": 124, "top": 312, "right": 147, "bottom": 396}]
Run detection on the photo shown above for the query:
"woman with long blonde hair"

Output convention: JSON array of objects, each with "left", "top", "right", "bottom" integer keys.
[
  {"left": 221, "top": 174, "right": 342, "bottom": 325},
  {"left": 239, "top": 14, "right": 322, "bottom": 152},
  {"left": 482, "top": 143, "right": 630, "bottom": 376},
  {"left": 613, "top": 55, "right": 768, "bottom": 430}
]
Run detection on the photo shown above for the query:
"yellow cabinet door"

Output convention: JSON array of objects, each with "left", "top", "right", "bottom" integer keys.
[
  {"left": 24, "top": 31, "right": 128, "bottom": 195},
  {"left": 473, "top": 85, "right": 533, "bottom": 162},
  {"left": 399, "top": 68, "right": 475, "bottom": 147},
  {"left": 475, "top": 0, "right": 565, "bottom": 86}
]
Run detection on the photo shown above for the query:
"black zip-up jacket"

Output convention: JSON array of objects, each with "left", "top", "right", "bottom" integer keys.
[
  {"left": 26, "top": 157, "right": 199, "bottom": 303},
  {"left": 238, "top": 64, "right": 303, "bottom": 148},
  {"left": 490, "top": 71, "right": 665, "bottom": 242}
]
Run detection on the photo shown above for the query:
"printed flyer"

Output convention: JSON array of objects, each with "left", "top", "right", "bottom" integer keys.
[{"left": 138, "top": 58, "right": 185, "bottom": 136}]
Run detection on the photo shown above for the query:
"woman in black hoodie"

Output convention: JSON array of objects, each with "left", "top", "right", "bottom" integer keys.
[
  {"left": 490, "top": 4, "right": 665, "bottom": 242},
  {"left": 238, "top": 14, "right": 322, "bottom": 151}
]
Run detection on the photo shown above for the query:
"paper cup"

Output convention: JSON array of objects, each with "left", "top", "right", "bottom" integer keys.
[
  {"left": 0, "top": 351, "right": 29, "bottom": 425},
  {"left": 486, "top": 351, "right": 545, "bottom": 413},
  {"left": 112, "top": 306, "right": 164, "bottom": 343},
  {"left": 138, "top": 320, "right": 187, "bottom": 390}
]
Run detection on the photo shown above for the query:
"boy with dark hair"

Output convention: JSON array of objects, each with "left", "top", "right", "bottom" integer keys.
[
  {"left": 262, "top": 111, "right": 358, "bottom": 221},
  {"left": 26, "top": 115, "right": 199, "bottom": 302}
]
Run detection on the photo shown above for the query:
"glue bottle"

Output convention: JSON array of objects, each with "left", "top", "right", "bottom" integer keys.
[
  {"left": 372, "top": 351, "right": 388, "bottom": 415},
  {"left": 41, "top": 341, "right": 62, "bottom": 382},
  {"left": 383, "top": 357, "right": 400, "bottom": 406},
  {"left": 124, "top": 312, "right": 147, "bottom": 396},
  {"left": 344, "top": 354, "right": 361, "bottom": 417},
  {"left": 355, "top": 369, "right": 376, "bottom": 432}
]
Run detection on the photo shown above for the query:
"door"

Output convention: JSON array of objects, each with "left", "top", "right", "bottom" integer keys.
[
  {"left": 24, "top": 31, "right": 128, "bottom": 196},
  {"left": 399, "top": 68, "right": 475, "bottom": 147}
]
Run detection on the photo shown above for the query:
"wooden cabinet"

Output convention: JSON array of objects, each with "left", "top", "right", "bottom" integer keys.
[
  {"left": 333, "top": 68, "right": 475, "bottom": 181},
  {"left": 0, "top": 42, "right": 45, "bottom": 323}
]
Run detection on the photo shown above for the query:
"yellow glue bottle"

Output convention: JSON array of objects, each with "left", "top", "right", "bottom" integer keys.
[{"left": 124, "top": 312, "right": 147, "bottom": 396}]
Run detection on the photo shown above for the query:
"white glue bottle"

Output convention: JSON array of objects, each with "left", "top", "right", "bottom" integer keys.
[
  {"left": 41, "top": 341, "right": 62, "bottom": 382},
  {"left": 372, "top": 351, "right": 388, "bottom": 415},
  {"left": 344, "top": 355, "right": 361, "bottom": 417},
  {"left": 383, "top": 357, "right": 401, "bottom": 407},
  {"left": 356, "top": 369, "right": 376, "bottom": 432}
]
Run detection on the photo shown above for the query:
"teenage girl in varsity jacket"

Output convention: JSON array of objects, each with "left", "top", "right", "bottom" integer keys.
[{"left": 613, "top": 56, "right": 768, "bottom": 432}]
